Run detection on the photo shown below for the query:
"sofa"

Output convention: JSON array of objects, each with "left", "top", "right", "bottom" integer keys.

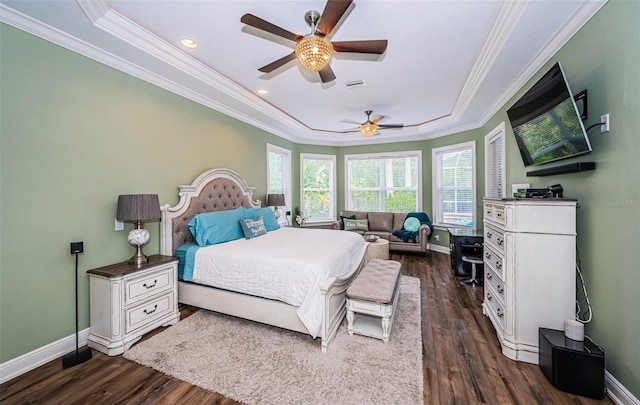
[{"left": 334, "top": 210, "right": 432, "bottom": 255}]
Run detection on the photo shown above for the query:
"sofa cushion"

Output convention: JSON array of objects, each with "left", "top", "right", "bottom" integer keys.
[
  {"left": 368, "top": 212, "right": 394, "bottom": 232},
  {"left": 341, "top": 210, "right": 369, "bottom": 221},
  {"left": 339, "top": 214, "right": 356, "bottom": 230},
  {"left": 344, "top": 218, "right": 369, "bottom": 232},
  {"left": 393, "top": 213, "right": 407, "bottom": 230}
]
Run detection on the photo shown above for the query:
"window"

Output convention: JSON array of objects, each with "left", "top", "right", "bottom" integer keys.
[
  {"left": 345, "top": 151, "right": 421, "bottom": 212},
  {"left": 432, "top": 141, "right": 476, "bottom": 228},
  {"left": 300, "top": 153, "right": 336, "bottom": 223},
  {"left": 267, "top": 144, "right": 291, "bottom": 225},
  {"left": 485, "top": 123, "right": 506, "bottom": 198}
]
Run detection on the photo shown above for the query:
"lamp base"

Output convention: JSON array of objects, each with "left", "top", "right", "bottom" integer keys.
[
  {"left": 128, "top": 250, "right": 149, "bottom": 266},
  {"left": 62, "top": 346, "right": 92, "bottom": 368}
]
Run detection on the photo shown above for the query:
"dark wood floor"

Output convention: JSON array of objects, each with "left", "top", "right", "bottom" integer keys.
[{"left": 1, "top": 252, "right": 612, "bottom": 404}]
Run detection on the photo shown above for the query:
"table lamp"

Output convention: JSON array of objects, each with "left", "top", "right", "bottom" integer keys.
[
  {"left": 266, "top": 193, "right": 285, "bottom": 219},
  {"left": 116, "top": 194, "right": 161, "bottom": 266}
]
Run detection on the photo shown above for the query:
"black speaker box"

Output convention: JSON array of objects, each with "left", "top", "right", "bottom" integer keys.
[{"left": 538, "top": 328, "right": 605, "bottom": 399}]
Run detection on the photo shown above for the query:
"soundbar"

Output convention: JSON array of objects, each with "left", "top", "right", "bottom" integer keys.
[{"left": 527, "top": 162, "right": 596, "bottom": 177}]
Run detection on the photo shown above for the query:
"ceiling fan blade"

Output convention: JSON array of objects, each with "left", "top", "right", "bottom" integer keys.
[
  {"left": 372, "top": 115, "right": 384, "bottom": 124},
  {"left": 319, "top": 65, "right": 336, "bottom": 83},
  {"left": 332, "top": 40, "right": 388, "bottom": 54},
  {"left": 258, "top": 52, "right": 297, "bottom": 73},
  {"left": 378, "top": 124, "right": 404, "bottom": 129},
  {"left": 317, "top": 0, "right": 353, "bottom": 36},
  {"left": 241, "top": 14, "right": 302, "bottom": 43}
]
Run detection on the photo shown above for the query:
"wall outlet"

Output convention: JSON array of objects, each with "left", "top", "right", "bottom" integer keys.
[
  {"left": 433, "top": 234, "right": 440, "bottom": 242},
  {"left": 600, "top": 113, "right": 610, "bottom": 133},
  {"left": 115, "top": 219, "right": 124, "bottom": 231}
]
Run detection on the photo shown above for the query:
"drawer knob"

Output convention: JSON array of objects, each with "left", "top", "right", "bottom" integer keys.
[
  {"left": 497, "top": 238, "right": 503, "bottom": 246},
  {"left": 497, "top": 285, "right": 504, "bottom": 294},
  {"left": 486, "top": 231, "right": 492, "bottom": 238},
  {"left": 143, "top": 280, "right": 157, "bottom": 289},
  {"left": 485, "top": 252, "right": 492, "bottom": 260},
  {"left": 486, "top": 272, "right": 492, "bottom": 280},
  {"left": 487, "top": 293, "right": 493, "bottom": 301},
  {"left": 497, "top": 308, "right": 504, "bottom": 318},
  {"left": 495, "top": 261, "right": 502, "bottom": 270},
  {"left": 143, "top": 304, "right": 158, "bottom": 315}
]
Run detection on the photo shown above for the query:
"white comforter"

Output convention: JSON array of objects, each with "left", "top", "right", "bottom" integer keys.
[{"left": 190, "top": 227, "right": 367, "bottom": 337}]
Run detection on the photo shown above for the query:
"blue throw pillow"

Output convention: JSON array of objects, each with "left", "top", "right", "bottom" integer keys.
[
  {"left": 243, "top": 207, "right": 281, "bottom": 231},
  {"left": 403, "top": 217, "right": 421, "bottom": 232},
  {"left": 187, "top": 207, "right": 245, "bottom": 246},
  {"left": 240, "top": 215, "right": 267, "bottom": 239}
]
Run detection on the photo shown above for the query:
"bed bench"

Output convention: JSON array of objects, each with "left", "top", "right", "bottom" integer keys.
[{"left": 346, "top": 259, "right": 402, "bottom": 343}]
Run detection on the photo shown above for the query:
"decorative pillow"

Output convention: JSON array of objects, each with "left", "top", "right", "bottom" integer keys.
[
  {"left": 243, "top": 207, "right": 281, "bottom": 231},
  {"left": 344, "top": 218, "right": 369, "bottom": 232},
  {"left": 339, "top": 214, "right": 356, "bottom": 230},
  {"left": 403, "top": 217, "right": 421, "bottom": 232},
  {"left": 240, "top": 215, "right": 267, "bottom": 239},
  {"left": 188, "top": 207, "right": 245, "bottom": 246}
]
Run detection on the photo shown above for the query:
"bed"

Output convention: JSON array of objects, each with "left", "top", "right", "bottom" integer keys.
[{"left": 160, "top": 168, "right": 367, "bottom": 352}]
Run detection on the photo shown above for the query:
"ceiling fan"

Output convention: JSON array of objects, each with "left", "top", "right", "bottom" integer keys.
[
  {"left": 345, "top": 110, "right": 404, "bottom": 136},
  {"left": 241, "top": 0, "right": 388, "bottom": 83}
]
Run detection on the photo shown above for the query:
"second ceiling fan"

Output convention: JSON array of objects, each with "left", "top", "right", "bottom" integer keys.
[
  {"left": 241, "top": 0, "right": 388, "bottom": 83},
  {"left": 345, "top": 110, "right": 404, "bottom": 137}
]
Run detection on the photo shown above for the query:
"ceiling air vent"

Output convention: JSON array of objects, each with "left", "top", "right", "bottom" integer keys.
[{"left": 345, "top": 80, "right": 366, "bottom": 88}]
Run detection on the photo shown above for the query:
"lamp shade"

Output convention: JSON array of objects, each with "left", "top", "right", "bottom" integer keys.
[
  {"left": 266, "top": 193, "right": 285, "bottom": 207},
  {"left": 116, "top": 194, "right": 161, "bottom": 221}
]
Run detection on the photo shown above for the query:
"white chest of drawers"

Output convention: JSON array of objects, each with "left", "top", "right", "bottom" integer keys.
[
  {"left": 482, "top": 198, "right": 577, "bottom": 364},
  {"left": 87, "top": 255, "right": 179, "bottom": 356}
]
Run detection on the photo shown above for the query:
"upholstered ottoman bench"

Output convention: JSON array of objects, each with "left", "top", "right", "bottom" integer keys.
[{"left": 346, "top": 259, "right": 402, "bottom": 343}]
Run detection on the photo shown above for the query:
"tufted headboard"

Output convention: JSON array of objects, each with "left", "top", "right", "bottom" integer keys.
[{"left": 160, "top": 168, "right": 261, "bottom": 255}]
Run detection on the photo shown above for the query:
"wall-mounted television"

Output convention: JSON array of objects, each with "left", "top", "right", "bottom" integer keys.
[{"left": 507, "top": 62, "right": 592, "bottom": 167}]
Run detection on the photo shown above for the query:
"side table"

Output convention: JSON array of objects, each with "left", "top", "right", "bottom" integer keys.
[
  {"left": 87, "top": 255, "right": 179, "bottom": 356},
  {"left": 366, "top": 238, "right": 390, "bottom": 261}
]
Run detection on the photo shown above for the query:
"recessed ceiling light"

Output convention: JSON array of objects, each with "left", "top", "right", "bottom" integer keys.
[
  {"left": 257, "top": 89, "right": 268, "bottom": 95},
  {"left": 180, "top": 38, "right": 198, "bottom": 49}
]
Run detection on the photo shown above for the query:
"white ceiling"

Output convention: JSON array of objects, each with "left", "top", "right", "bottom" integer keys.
[{"left": 0, "top": 0, "right": 606, "bottom": 146}]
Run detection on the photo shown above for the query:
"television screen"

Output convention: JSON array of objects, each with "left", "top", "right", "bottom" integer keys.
[{"left": 507, "top": 62, "right": 592, "bottom": 166}]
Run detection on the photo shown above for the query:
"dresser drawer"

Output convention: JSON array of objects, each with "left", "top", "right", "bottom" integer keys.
[
  {"left": 484, "top": 286, "right": 505, "bottom": 332},
  {"left": 484, "top": 202, "right": 505, "bottom": 226},
  {"left": 125, "top": 292, "right": 174, "bottom": 334},
  {"left": 484, "top": 244, "right": 505, "bottom": 280},
  {"left": 125, "top": 265, "right": 174, "bottom": 305},
  {"left": 484, "top": 225, "right": 505, "bottom": 254},
  {"left": 485, "top": 267, "right": 505, "bottom": 303}
]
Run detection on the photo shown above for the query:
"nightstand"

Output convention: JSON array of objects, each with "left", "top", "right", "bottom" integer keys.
[{"left": 87, "top": 255, "right": 179, "bottom": 356}]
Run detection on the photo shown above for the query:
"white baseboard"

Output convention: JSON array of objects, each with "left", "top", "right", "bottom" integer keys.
[
  {"left": 428, "top": 243, "right": 450, "bottom": 254},
  {"left": 0, "top": 328, "right": 90, "bottom": 384},
  {"left": 606, "top": 370, "right": 640, "bottom": 405}
]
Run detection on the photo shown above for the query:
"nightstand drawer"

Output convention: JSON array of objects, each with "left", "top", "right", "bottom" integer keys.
[
  {"left": 125, "top": 293, "right": 174, "bottom": 334},
  {"left": 125, "top": 266, "right": 174, "bottom": 305}
]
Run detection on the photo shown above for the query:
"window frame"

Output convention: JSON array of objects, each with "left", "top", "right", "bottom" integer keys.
[
  {"left": 299, "top": 153, "right": 336, "bottom": 225},
  {"left": 484, "top": 122, "right": 506, "bottom": 198},
  {"left": 432, "top": 140, "right": 477, "bottom": 229},
  {"left": 344, "top": 150, "right": 422, "bottom": 212},
  {"left": 266, "top": 143, "right": 292, "bottom": 225}
]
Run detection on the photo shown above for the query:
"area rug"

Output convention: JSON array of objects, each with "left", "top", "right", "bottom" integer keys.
[{"left": 124, "top": 276, "right": 423, "bottom": 405}]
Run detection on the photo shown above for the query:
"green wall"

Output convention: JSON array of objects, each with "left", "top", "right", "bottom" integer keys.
[
  {"left": 0, "top": 24, "right": 294, "bottom": 362},
  {"left": 1, "top": 0, "right": 638, "bottom": 397},
  {"left": 479, "top": 1, "right": 640, "bottom": 395}
]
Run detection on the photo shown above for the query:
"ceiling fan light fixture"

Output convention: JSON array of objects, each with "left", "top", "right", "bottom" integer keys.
[
  {"left": 360, "top": 122, "right": 377, "bottom": 137},
  {"left": 295, "top": 36, "right": 333, "bottom": 72}
]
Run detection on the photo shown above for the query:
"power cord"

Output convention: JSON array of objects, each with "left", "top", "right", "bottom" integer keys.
[
  {"left": 584, "top": 122, "right": 603, "bottom": 132},
  {"left": 575, "top": 245, "right": 593, "bottom": 323}
]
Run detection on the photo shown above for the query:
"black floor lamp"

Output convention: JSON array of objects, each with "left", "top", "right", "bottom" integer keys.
[{"left": 62, "top": 241, "right": 92, "bottom": 368}]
